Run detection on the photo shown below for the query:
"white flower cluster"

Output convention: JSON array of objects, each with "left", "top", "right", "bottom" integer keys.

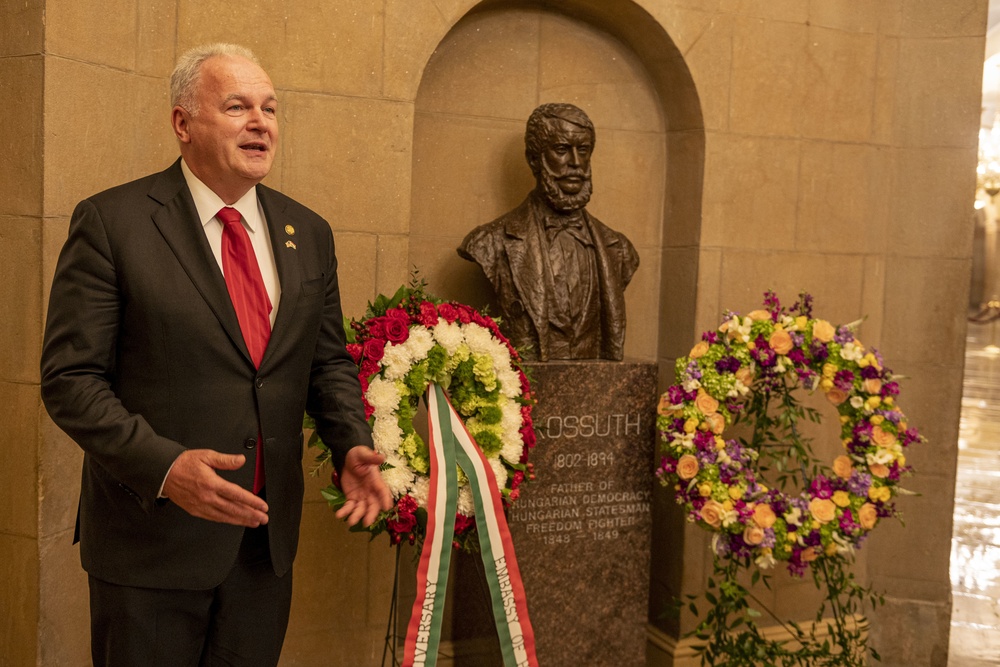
[{"left": 367, "top": 317, "right": 527, "bottom": 518}]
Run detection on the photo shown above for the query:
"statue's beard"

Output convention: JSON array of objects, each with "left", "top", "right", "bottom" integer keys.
[{"left": 537, "top": 158, "right": 592, "bottom": 213}]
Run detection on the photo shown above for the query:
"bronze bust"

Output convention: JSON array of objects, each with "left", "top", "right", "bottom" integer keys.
[{"left": 458, "top": 103, "right": 639, "bottom": 361}]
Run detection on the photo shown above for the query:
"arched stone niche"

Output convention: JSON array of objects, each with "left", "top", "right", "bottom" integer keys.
[{"left": 408, "top": 0, "right": 704, "bottom": 365}]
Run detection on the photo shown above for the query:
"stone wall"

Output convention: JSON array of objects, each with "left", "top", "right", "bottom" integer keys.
[{"left": 0, "top": 0, "right": 984, "bottom": 665}]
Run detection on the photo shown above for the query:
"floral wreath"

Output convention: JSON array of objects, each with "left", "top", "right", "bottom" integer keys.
[
  {"left": 311, "top": 281, "right": 536, "bottom": 551},
  {"left": 656, "top": 292, "right": 921, "bottom": 575}
]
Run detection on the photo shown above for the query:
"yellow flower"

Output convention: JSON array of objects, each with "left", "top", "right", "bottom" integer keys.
[
  {"left": 714, "top": 436, "right": 726, "bottom": 450},
  {"left": 825, "top": 542, "right": 839, "bottom": 557},
  {"left": 728, "top": 486, "right": 744, "bottom": 500},
  {"left": 884, "top": 397, "right": 895, "bottom": 407},
  {"left": 870, "top": 415, "right": 884, "bottom": 426},
  {"left": 676, "top": 454, "right": 700, "bottom": 480},
  {"left": 813, "top": 320, "right": 836, "bottom": 343},
  {"left": 832, "top": 491, "right": 851, "bottom": 508},
  {"left": 795, "top": 316, "right": 808, "bottom": 330},
  {"left": 840, "top": 415, "right": 851, "bottom": 424},
  {"left": 820, "top": 378, "right": 834, "bottom": 391},
  {"left": 684, "top": 418, "right": 698, "bottom": 434},
  {"left": 858, "top": 503, "right": 878, "bottom": 530},
  {"left": 822, "top": 363, "right": 838, "bottom": 378},
  {"left": 698, "top": 483, "right": 713, "bottom": 498},
  {"left": 722, "top": 500, "right": 734, "bottom": 512},
  {"left": 690, "top": 341, "right": 710, "bottom": 359},
  {"left": 865, "top": 396, "right": 881, "bottom": 411}
]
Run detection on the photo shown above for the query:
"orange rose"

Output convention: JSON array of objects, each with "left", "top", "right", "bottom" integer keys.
[
  {"left": 769, "top": 330, "right": 794, "bottom": 355},
  {"left": 825, "top": 388, "right": 848, "bottom": 406},
  {"left": 870, "top": 463, "right": 889, "bottom": 478},
  {"left": 862, "top": 378, "right": 882, "bottom": 395},
  {"left": 743, "top": 525, "right": 766, "bottom": 546},
  {"left": 705, "top": 413, "right": 726, "bottom": 435},
  {"left": 700, "top": 500, "right": 725, "bottom": 529},
  {"left": 676, "top": 454, "right": 700, "bottom": 481},
  {"left": 809, "top": 498, "right": 837, "bottom": 524},
  {"left": 735, "top": 367, "right": 755, "bottom": 387},
  {"left": 858, "top": 503, "right": 878, "bottom": 530},
  {"left": 656, "top": 394, "right": 676, "bottom": 416},
  {"left": 800, "top": 546, "right": 819, "bottom": 563},
  {"left": 813, "top": 320, "right": 835, "bottom": 343},
  {"left": 871, "top": 425, "right": 896, "bottom": 448},
  {"left": 694, "top": 389, "right": 719, "bottom": 416},
  {"left": 832, "top": 455, "right": 853, "bottom": 480},
  {"left": 748, "top": 309, "right": 772, "bottom": 321},
  {"left": 753, "top": 503, "right": 777, "bottom": 529},
  {"left": 690, "top": 341, "right": 710, "bottom": 359}
]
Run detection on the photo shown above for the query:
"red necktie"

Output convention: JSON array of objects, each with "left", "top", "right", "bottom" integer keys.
[{"left": 218, "top": 206, "right": 271, "bottom": 493}]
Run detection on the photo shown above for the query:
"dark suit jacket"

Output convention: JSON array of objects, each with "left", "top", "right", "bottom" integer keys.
[
  {"left": 40, "top": 159, "right": 371, "bottom": 590},
  {"left": 458, "top": 193, "right": 639, "bottom": 361}
]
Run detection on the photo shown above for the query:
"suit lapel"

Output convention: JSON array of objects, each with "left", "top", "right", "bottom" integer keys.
[
  {"left": 502, "top": 197, "right": 549, "bottom": 349},
  {"left": 258, "top": 185, "right": 300, "bottom": 370},
  {"left": 147, "top": 161, "right": 253, "bottom": 366}
]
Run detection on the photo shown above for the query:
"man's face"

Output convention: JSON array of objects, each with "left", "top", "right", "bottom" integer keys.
[
  {"left": 533, "top": 119, "right": 594, "bottom": 213},
  {"left": 172, "top": 55, "right": 278, "bottom": 203}
]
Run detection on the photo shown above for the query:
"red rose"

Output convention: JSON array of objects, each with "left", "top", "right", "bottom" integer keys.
[
  {"left": 346, "top": 342, "right": 363, "bottom": 364},
  {"left": 383, "top": 317, "right": 410, "bottom": 344},
  {"left": 385, "top": 307, "right": 411, "bottom": 324},
  {"left": 366, "top": 319, "right": 386, "bottom": 340},
  {"left": 453, "top": 513, "right": 475, "bottom": 535},
  {"left": 437, "top": 303, "right": 459, "bottom": 323},
  {"left": 363, "top": 337, "right": 386, "bottom": 362},
  {"left": 417, "top": 301, "right": 438, "bottom": 326}
]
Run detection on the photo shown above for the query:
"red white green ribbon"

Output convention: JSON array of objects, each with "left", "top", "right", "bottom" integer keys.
[{"left": 402, "top": 383, "right": 539, "bottom": 667}]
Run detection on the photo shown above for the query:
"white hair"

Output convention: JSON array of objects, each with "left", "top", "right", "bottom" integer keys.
[{"left": 170, "top": 43, "right": 260, "bottom": 113}]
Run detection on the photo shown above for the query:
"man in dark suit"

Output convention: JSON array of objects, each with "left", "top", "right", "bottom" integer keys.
[
  {"left": 458, "top": 103, "right": 639, "bottom": 361},
  {"left": 40, "top": 43, "right": 391, "bottom": 666}
]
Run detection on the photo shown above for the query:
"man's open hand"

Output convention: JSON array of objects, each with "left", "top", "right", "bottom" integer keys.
[
  {"left": 336, "top": 446, "right": 393, "bottom": 527},
  {"left": 162, "top": 449, "right": 269, "bottom": 527}
]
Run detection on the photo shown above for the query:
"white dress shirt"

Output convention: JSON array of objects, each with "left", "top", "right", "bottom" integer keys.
[{"left": 180, "top": 159, "right": 281, "bottom": 325}]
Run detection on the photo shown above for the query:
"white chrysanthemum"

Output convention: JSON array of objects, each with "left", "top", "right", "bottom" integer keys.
[
  {"left": 381, "top": 453, "right": 415, "bottom": 497},
  {"left": 488, "top": 457, "right": 508, "bottom": 489},
  {"left": 402, "top": 325, "right": 435, "bottom": 361},
  {"left": 381, "top": 343, "right": 413, "bottom": 380},
  {"left": 496, "top": 368, "right": 521, "bottom": 398},
  {"left": 431, "top": 321, "right": 464, "bottom": 354},
  {"left": 457, "top": 485, "right": 476, "bottom": 516},
  {"left": 463, "top": 323, "right": 494, "bottom": 355},
  {"left": 372, "top": 417, "right": 403, "bottom": 455},
  {"left": 499, "top": 435, "right": 524, "bottom": 464},
  {"left": 366, "top": 377, "right": 402, "bottom": 412},
  {"left": 410, "top": 476, "right": 430, "bottom": 507}
]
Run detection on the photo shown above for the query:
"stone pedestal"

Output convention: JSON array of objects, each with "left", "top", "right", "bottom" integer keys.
[{"left": 506, "top": 360, "right": 657, "bottom": 667}]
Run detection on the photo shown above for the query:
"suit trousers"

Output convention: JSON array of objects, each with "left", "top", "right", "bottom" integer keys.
[{"left": 88, "top": 523, "right": 293, "bottom": 667}]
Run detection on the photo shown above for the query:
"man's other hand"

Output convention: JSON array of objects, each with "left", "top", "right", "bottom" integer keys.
[
  {"left": 336, "top": 446, "right": 393, "bottom": 527},
  {"left": 162, "top": 449, "right": 269, "bottom": 527}
]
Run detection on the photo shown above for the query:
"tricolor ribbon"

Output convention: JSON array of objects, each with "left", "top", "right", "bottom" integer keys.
[{"left": 402, "top": 384, "right": 539, "bottom": 667}]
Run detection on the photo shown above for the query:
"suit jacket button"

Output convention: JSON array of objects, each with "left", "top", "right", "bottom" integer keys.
[
  {"left": 243, "top": 438, "right": 257, "bottom": 450},
  {"left": 255, "top": 377, "right": 264, "bottom": 389}
]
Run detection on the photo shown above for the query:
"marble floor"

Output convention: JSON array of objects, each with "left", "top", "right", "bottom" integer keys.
[{"left": 949, "top": 321, "right": 1000, "bottom": 667}]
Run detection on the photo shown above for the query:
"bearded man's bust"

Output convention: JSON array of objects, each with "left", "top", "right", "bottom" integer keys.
[{"left": 458, "top": 103, "right": 639, "bottom": 362}]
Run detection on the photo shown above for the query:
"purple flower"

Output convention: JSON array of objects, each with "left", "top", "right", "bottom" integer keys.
[
  {"left": 834, "top": 369, "right": 855, "bottom": 391},
  {"left": 792, "top": 292, "right": 814, "bottom": 318},
  {"left": 667, "top": 385, "right": 686, "bottom": 404},
  {"left": 703, "top": 331, "right": 720, "bottom": 344},
  {"left": 685, "top": 360, "right": 702, "bottom": 380},
  {"left": 810, "top": 476, "right": 834, "bottom": 499},
  {"left": 840, "top": 509, "right": 858, "bottom": 534},
  {"left": 810, "top": 341, "right": 830, "bottom": 362},
  {"left": 882, "top": 381, "right": 900, "bottom": 397},
  {"left": 788, "top": 348, "right": 807, "bottom": 365},
  {"left": 764, "top": 290, "right": 781, "bottom": 318},
  {"left": 860, "top": 365, "right": 882, "bottom": 380},
  {"left": 848, "top": 471, "right": 872, "bottom": 497},
  {"left": 834, "top": 326, "right": 855, "bottom": 344},
  {"left": 715, "top": 356, "right": 742, "bottom": 374}
]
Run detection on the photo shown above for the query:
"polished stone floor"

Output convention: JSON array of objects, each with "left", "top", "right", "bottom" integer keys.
[{"left": 949, "top": 322, "right": 1000, "bottom": 667}]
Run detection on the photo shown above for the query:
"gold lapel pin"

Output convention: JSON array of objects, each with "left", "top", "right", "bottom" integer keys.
[
  {"left": 285, "top": 240, "right": 297, "bottom": 249},
  {"left": 284, "top": 225, "right": 295, "bottom": 236}
]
